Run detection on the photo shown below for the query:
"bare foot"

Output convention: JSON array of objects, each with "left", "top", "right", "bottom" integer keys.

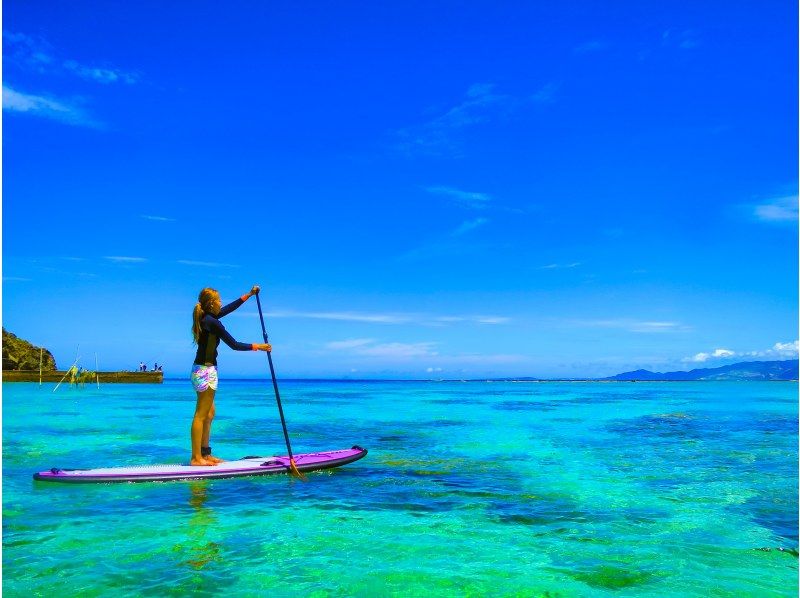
[
  {"left": 190, "top": 457, "right": 218, "bottom": 466},
  {"left": 206, "top": 455, "right": 224, "bottom": 464}
]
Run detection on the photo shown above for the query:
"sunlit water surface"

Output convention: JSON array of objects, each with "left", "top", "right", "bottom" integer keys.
[{"left": 3, "top": 380, "right": 797, "bottom": 596}]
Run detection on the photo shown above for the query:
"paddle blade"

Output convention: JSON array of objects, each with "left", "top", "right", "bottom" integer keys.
[{"left": 289, "top": 459, "right": 308, "bottom": 482}]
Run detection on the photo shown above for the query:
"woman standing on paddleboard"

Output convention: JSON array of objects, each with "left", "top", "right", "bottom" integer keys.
[{"left": 191, "top": 286, "right": 271, "bottom": 466}]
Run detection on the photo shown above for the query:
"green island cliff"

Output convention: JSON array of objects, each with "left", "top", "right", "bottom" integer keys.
[{"left": 1, "top": 328, "right": 162, "bottom": 383}]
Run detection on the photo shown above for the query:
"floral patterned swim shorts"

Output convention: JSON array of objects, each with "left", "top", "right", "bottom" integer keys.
[{"left": 190, "top": 364, "right": 218, "bottom": 392}]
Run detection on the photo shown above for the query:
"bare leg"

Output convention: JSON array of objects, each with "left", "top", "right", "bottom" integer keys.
[
  {"left": 202, "top": 403, "right": 224, "bottom": 463},
  {"left": 201, "top": 402, "right": 213, "bottom": 448},
  {"left": 191, "top": 389, "right": 217, "bottom": 466}
]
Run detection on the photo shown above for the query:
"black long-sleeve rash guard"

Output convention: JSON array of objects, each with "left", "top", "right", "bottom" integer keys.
[{"left": 193, "top": 296, "right": 256, "bottom": 366}]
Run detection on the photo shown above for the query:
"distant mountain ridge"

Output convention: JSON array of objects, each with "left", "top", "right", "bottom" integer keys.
[{"left": 604, "top": 360, "right": 798, "bottom": 381}]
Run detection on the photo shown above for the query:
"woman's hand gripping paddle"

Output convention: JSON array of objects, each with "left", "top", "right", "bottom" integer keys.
[{"left": 255, "top": 289, "right": 307, "bottom": 481}]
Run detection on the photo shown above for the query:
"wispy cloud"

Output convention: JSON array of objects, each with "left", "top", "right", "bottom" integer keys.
[
  {"left": 177, "top": 260, "right": 240, "bottom": 268},
  {"left": 430, "top": 83, "right": 512, "bottom": 129},
  {"left": 629, "top": 321, "right": 685, "bottom": 333},
  {"left": 684, "top": 340, "right": 799, "bottom": 363},
  {"left": 662, "top": 29, "right": 700, "bottom": 50},
  {"left": 3, "top": 276, "right": 32, "bottom": 282},
  {"left": 105, "top": 256, "right": 147, "bottom": 263},
  {"left": 753, "top": 196, "right": 798, "bottom": 223},
  {"left": 141, "top": 215, "right": 175, "bottom": 222},
  {"left": 687, "top": 348, "right": 736, "bottom": 363},
  {"left": 397, "top": 82, "right": 554, "bottom": 154},
  {"left": 397, "top": 83, "right": 518, "bottom": 155},
  {"left": 574, "top": 319, "right": 688, "bottom": 333},
  {"left": 452, "top": 217, "right": 489, "bottom": 237},
  {"left": 541, "top": 262, "right": 581, "bottom": 270},
  {"left": 325, "top": 339, "right": 376, "bottom": 350},
  {"left": 436, "top": 353, "right": 527, "bottom": 365},
  {"left": 5, "top": 31, "right": 138, "bottom": 84},
  {"left": 398, "top": 239, "right": 485, "bottom": 262},
  {"left": 425, "top": 185, "right": 492, "bottom": 210},
  {"left": 63, "top": 60, "right": 138, "bottom": 85},
  {"left": 3, "top": 85, "right": 100, "bottom": 128},
  {"left": 270, "top": 311, "right": 410, "bottom": 324},
  {"left": 324, "top": 338, "right": 439, "bottom": 358},
  {"left": 530, "top": 82, "right": 559, "bottom": 104},
  {"left": 3, "top": 31, "right": 137, "bottom": 129},
  {"left": 773, "top": 341, "right": 800, "bottom": 354},
  {"left": 3, "top": 31, "right": 54, "bottom": 71},
  {"left": 261, "top": 310, "right": 510, "bottom": 327},
  {"left": 432, "top": 315, "right": 511, "bottom": 325},
  {"left": 573, "top": 40, "right": 608, "bottom": 54}
]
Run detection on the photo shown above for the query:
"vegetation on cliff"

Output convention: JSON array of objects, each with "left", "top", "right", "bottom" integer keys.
[{"left": 2, "top": 328, "right": 57, "bottom": 371}]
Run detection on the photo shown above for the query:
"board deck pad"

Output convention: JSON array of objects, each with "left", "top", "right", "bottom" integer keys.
[{"left": 33, "top": 446, "right": 367, "bottom": 483}]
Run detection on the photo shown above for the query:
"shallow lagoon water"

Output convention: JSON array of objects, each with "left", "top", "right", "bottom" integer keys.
[{"left": 3, "top": 380, "right": 797, "bottom": 596}]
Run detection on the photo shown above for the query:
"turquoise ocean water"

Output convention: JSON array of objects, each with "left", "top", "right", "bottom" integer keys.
[{"left": 3, "top": 379, "right": 798, "bottom": 596}]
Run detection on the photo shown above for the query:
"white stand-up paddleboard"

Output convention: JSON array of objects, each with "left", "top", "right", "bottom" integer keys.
[{"left": 33, "top": 446, "right": 367, "bottom": 483}]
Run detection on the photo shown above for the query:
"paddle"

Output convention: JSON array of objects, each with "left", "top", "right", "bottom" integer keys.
[{"left": 255, "top": 289, "right": 307, "bottom": 481}]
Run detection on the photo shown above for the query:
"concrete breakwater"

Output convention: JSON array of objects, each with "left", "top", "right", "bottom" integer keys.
[{"left": 2, "top": 370, "right": 163, "bottom": 383}]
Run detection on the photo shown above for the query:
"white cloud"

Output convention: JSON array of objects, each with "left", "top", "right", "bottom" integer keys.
[
  {"left": 2, "top": 85, "right": 99, "bottom": 128},
  {"left": 772, "top": 340, "right": 799, "bottom": 355},
  {"left": 753, "top": 196, "right": 798, "bottom": 223},
  {"left": 689, "top": 348, "right": 735, "bottom": 363},
  {"left": 324, "top": 337, "right": 528, "bottom": 369},
  {"left": 141, "top": 215, "right": 175, "bottom": 222},
  {"left": 440, "top": 353, "right": 527, "bottom": 364},
  {"left": 575, "top": 319, "right": 686, "bottom": 333},
  {"left": 324, "top": 340, "right": 527, "bottom": 367},
  {"left": 435, "top": 83, "right": 511, "bottom": 129},
  {"left": 474, "top": 316, "right": 511, "bottom": 325},
  {"left": 452, "top": 217, "right": 489, "bottom": 236},
  {"left": 541, "top": 262, "right": 581, "bottom": 270},
  {"left": 360, "top": 342, "right": 439, "bottom": 358},
  {"left": 662, "top": 29, "right": 700, "bottom": 50},
  {"left": 629, "top": 321, "right": 684, "bottom": 333},
  {"left": 177, "top": 260, "right": 240, "bottom": 268},
  {"left": 325, "top": 339, "right": 375, "bottom": 350},
  {"left": 63, "top": 60, "right": 138, "bottom": 84},
  {"left": 5, "top": 30, "right": 137, "bottom": 84},
  {"left": 324, "top": 339, "right": 439, "bottom": 358},
  {"left": 397, "top": 83, "right": 517, "bottom": 154},
  {"left": 4, "top": 31, "right": 54, "bottom": 70},
  {"left": 425, "top": 185, "right": 491, "bottom": 209},
  {"left": 264, "top": 310, "right": 510, "bottom": 327},
  {"left": 573, "top": 40, "right": 608, "bottom": 54},
  {"left": 272, "top": 311, "right": 410, "bottom": 324},
  {"left": 530, "top": 82, "right": 558, "bottom": 104},
  {"left": 683, "top": 340, "right": 798, "bottom": 363},
  {"left": 104, "top": 256, "right": 146, "bottom": 263}
]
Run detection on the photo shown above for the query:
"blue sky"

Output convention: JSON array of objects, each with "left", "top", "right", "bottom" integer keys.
[{"left": 3, "top": 1, "right": 798, "bottom": 378}]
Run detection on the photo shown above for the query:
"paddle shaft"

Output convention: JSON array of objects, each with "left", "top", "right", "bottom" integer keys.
[{"left": 255, "top": 291, "right": 295, "bottom": 461}]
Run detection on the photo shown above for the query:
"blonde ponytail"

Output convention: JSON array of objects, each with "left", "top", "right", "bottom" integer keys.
[
  {"left": 191, "top": 288, "right": 220, "bottom": 343},
  {"left": 191, "top": 303, "right": 204, "bottom": 344}
]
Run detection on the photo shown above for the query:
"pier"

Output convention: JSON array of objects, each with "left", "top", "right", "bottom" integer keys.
[{"left": 2, "top": 370, "right": 163, "bottom": 383}]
